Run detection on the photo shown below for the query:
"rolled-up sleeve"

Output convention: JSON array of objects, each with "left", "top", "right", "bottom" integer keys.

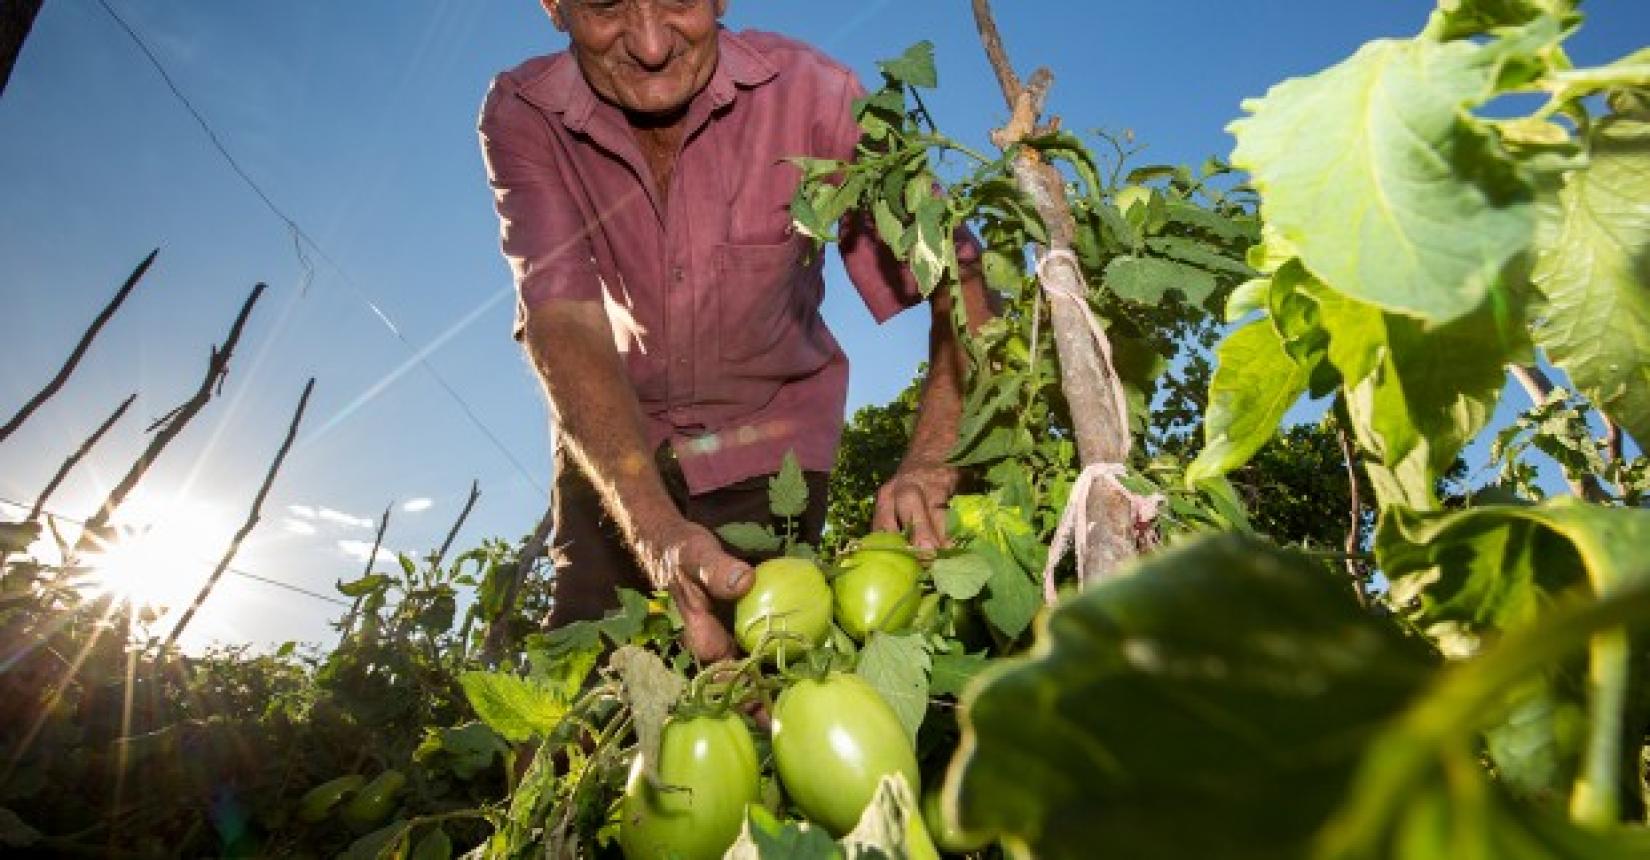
[
  {"left": 478, "top": 75, "right": 603, "bottom": 337},
  {"left": 824, "top": 71, "right": 982, "bottom": 325}
]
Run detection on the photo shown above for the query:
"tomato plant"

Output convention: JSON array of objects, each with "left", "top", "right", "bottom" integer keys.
[
  {"left": 733, "top": 556, "right": 833, "bottom": 660},
  {"left": 618, "top": 712, "right": 762, "bottom": 860},
  {"left": 771, "top": 672, "right": 921, "bottom": 836}
]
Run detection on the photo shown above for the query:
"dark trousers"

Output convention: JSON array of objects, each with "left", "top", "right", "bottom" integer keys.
[{"left": 545, "top": 442, "right": 829, "bottom": 630}]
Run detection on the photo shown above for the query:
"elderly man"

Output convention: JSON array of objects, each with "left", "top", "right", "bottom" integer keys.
[{"left": 480, "top": 0, "right": 987, "bottom": 663}]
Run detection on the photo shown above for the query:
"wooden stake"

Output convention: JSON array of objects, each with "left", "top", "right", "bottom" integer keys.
[
  {"left": 481, "top": 503, "right": 554, "bottom": 666},
  {"left": 75, "top": 283, "right": 266, "bottom": 555},
  {"left": 165, "top": 378, "right": 314, "bottom": 649},
  {"left": 970, "top": 0, "right": 1138, "bottom": 585},
  {"left": 431, "top": 479, "right": 481, "bottom": 572},
  {"left": 0, "top": 249, "right": 156, "bottom": 446}
]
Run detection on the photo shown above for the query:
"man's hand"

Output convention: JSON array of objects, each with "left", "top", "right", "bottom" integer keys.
[
  {"left": 873, "top": 459, "right": 959, "bottom": 550},
  {"left": 641, "top": 519, "right": 754, "bottom": 663}
]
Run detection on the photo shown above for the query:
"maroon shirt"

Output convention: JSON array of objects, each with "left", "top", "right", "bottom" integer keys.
[{"left": 480, "top": 28, "right": 973, "bottom": 494}]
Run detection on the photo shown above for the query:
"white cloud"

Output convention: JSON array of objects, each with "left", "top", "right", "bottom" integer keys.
[
  {"left": 317, "top": 507, "right": 375, "bottom": 530},
  {"left": 337, "top": 540, "right": 398, "bottom": 565},
  {"left": 283, "top": 519, "right": 317, "bottom": 536},
  {"left": 402, "top": 498, "right": 434, "bottom": 513},
  {"left": 288, "top": 504, "right": 317, "bottom": 519}
]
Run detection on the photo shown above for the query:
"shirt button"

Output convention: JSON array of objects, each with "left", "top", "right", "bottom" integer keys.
[{"left": 672, "top": 266, "right": 685, "bottom": 283}]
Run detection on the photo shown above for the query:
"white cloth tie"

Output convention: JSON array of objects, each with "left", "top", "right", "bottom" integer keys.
[{"left": 1032, "top": 249, "right": 1163, "bottom": 602}]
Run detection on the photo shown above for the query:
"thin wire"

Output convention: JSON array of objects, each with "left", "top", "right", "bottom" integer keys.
[
  {"left": 1, "top": 496, "right": 351, "bottom": 608},
  {"left": 92, "top": 0, "right": 545, "bottom": 495}
]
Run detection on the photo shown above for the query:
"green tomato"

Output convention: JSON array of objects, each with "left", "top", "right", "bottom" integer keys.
[
  {"left": 339, "top": 769, "right": 404, "bottom": 830},
  {"left": 296, "top": 774, "right": 364, "bottom": 823},
  {"left": 772, "top": 673, "right": 920, "bottom": 835},
  {"left": 856, "top": 531, "right": 911, "bottom": 551},
  {"left": 734, "top": 557, "right": 832, "bottom": 661},
  {"left": 833, "top": 542, "right": 923, "bottom": 641},
  {"left": 618, "top": 713, "right": 762, "bottom": 860}
]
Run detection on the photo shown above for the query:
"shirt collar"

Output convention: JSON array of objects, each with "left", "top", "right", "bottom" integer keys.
[{"left": 516, "top": 28, "right": 779, "bottom": 134}]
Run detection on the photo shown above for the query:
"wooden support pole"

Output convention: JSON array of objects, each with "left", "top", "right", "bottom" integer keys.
[
  {"left": 75, "top": 283, "right": 266, "bottom": 555},
  {"left": 0, "top": 249, "right": 156, "bottom": 446},
  {"left": 166, "top": 378, "right": 314, "bottom": 649},
  {"left": 971, "top": 0, "right": 1138, "bottom": 585}
]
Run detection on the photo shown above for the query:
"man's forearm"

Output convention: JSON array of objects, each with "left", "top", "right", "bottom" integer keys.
[
  {"left": 904, "top": 266, "right": 994, "bottom": 467},
  {"left": 521, "top": 301, "right": 682, "bottom": 572}
]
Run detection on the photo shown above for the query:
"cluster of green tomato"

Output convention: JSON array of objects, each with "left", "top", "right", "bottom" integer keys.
[
  {"left": 619, "top": 532, "right": 978, "bottom": 860},
  {"left": 295, "top": 769, "right": 450, "bottom": 857}
]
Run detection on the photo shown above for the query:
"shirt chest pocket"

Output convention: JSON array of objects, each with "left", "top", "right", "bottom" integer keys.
[{"left": 712, "top": 238, "right": 834, "bottom": 372}]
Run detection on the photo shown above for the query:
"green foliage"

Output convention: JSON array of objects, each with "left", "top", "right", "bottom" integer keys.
[
  {"left": 947, "top": 535, "right": 1438, "bottom": 860},
  {"left": 1530, "top": 114, "right": 1650, "bottom": 447},
  {"left": 855, "top": 632, "right": 932, "bottom": 745},
  {"left": 1229, "top": 18, "right": 1560, "bottom": 322}
]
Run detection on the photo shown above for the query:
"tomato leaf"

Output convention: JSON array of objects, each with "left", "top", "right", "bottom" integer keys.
[
  {"left": 930, "top": 649, "right": 991, "bottom": 698},
  {"left": 769, "top": 451, "right": 810, "bottom": 520},
  {"left": 1530, "top": 114, "right": 1650, "bottom": 447},
  {"left": 0, "top": 522, "right": 41, "bottom": 554},
  {"left": 718, "top": 522, "right": 784, "bottom": 556},
  {"left": 1185, "top": 316, "right": 1310, "bottom": 485},
  {"left": 1102, "top": 254, "right": 1218, "bottom": 306},
  {"left": 856, "top": 633, "right": 931, "bottom": 745},
  {"left": 336, "top": 573, "right": 390, "bottom": 598},
  {"left": 726, "top": 805, "right": 841, "bottom": 860},
  {"left": 1229, "top": 21, "right": 1559, "bottom": 321},
  {"left": 611, "top": 645, "right": 687, "bottom": 786},
  {"left": 930, "top": 552, "right": 993, "bottom": 601},
  {"left": 979, "top": 544, "right": 1041, "bottom": 641},
  {"left": 947, "top": 534, "right": 1435, "bottom": 859},
  {"left": 458, "top": 671, "right": 569, "bottom": 744},
  {"left": 876, "top": 41, "right": 937, "bottom": 89},
  {"left": 414, "top": 722, "right": 509, "bottom": 780}
]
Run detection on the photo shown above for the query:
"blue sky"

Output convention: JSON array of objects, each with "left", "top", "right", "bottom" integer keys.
[{"left": 1, "top": 1, "right": 1644, "bottom": 651}]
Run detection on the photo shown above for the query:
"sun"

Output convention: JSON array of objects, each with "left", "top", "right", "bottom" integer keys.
[{"left": 81, "top": 493, "right": 235, "bottom": 614}]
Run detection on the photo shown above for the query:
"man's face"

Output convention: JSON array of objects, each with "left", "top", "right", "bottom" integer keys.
[{"left": 547, "top": 0, "right": 727, "bottom": 120}]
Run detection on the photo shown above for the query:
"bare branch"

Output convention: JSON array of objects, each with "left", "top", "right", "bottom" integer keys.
[
  {"left": 337, "top": 503, "right": 392, "bottom": 648},
  {"left": 1603, "top": 414, "right": 1624, "bottom": 466},
  {"left": 0, "top": 249, "right": 157, "bottom": 445},
  {"left": 166, "top": 377, "right": 314, "bottom": 649},
  {"left": 1333, "top": 405, "right": 1370, "bottom": 608},
  {"left": 970, "top": 0, "right": 1021, "bottom": 111},
  {"left": 29, "top": 395, "right": 137, "bottom": 523},
  {"left": 75, "top": 283, "right": 266, "bottom": 554},
  {"left": 431, "top": 479, "right": 481, "bottom": 572},
  {"left": 481, "top": 503, "right": 555, "bottom": 666}
]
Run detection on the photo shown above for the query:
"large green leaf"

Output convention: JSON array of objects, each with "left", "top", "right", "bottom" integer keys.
[
  {"left": 1317, "top": 577, "right": 1650, "bottom": 859},
  {"left": 1229, "top": 24, "right": 1556, "bottom": 321},
  {"left": 1185, "top": 318, "right": 1311, "bottom": 484},
  {"left": 1530, "top": 115, "right": 1650, "bottom": 448},
  {"left": 945, "top": 534, "right": 1436, "bottom": 860},
  {"left": 1378, "top": 501, "right": 1650, "bottom": 821},
  {"left": 1379, "top": 500, "right": 1650, "bottom": 625},
  {"left": 1308, "top": 278, "right": 1521, "bottom": 505}
]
